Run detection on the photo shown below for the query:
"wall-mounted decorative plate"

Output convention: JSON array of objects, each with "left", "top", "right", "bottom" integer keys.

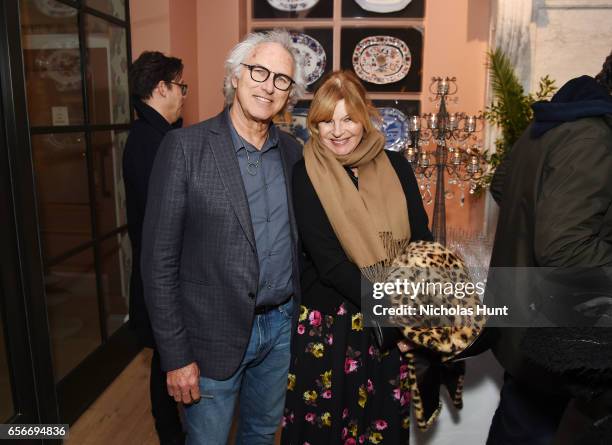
[
  {"left": 352, "top": 35, "right": 411, "bottom": 85},
  {"left": 355, "top": 0, "right": 412, "bottom": 13},
  {"left": 290, "top": 32, "right": 326, "bottom": 85},
  {"left": 377, "top": 107, "right": 410, "bottom": 152},
  {"left": 35, "top": 0, "right": 77, "bottom": 17},
  {"left": 35, "top": 49, "right": 82, "bottom": 91},
  {"left": 288, "top": 108, "right": 310, "bottom": 144},
  {"left": 343, "top": 0, "right": 424, "bottom": 18},
  {"left": 267, "top": 0, "right": 319, "bottom": 11}
]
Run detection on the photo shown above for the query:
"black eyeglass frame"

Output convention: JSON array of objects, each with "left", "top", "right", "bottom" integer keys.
[
  {"left": 168, "top": 81, "right": 188, "bottom": 96},
  {"left": 240, "top": 63, "right": 295, "bottom": 91}
]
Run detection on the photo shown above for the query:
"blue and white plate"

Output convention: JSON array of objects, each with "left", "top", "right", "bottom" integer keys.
[
  {"left": 377, "top": 107, "right": 410, "bottom": 152},
  {"left": 288, "top": 108, "right": 310, "bottom": 144},
  {"left": 290, "top": 32, "right": 326, "bottom": 86},
  {"left": 267, "top": 0, "right": 319, "bottom": 12}
]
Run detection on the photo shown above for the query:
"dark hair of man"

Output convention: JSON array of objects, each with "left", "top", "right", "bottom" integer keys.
[
  {"left": 130, "top": 51, "right": 184, "bottom": 100},
  {"left": 595, "top": 50, "right": 612, "bottom": 93}
]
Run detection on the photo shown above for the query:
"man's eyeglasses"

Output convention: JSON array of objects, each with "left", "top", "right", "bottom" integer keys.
[
  {"left": 240, "top": 63, "right": 295, "bottom": 91},
  {"left": 168, "top": 81, "right": 188, "bottom": 96}
]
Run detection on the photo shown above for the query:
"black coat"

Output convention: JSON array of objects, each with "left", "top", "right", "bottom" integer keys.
[
  {"left": 293, "top": 150, "right": 433, "bottom": 313},
  {"left": 487, "top": 76, "right": 612, "bottom": 395},
  {"left": 123, "top": 100, "right": 179, "bottom": 347}
]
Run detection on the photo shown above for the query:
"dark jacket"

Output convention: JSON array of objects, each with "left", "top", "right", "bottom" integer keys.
[
  {"left": 488, "top": 76, "right": 612, "bottom": 394},
  {"left": 141, "top": 110, "right": 302, "bottom": 379},
  {"left": 293, "top": 150, "right": 433, "bottom": 315},
  {"left": 123, "top": 100, "right": 180, "bottom": 347}
]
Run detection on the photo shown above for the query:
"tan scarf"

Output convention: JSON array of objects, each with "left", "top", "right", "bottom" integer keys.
[{"left": 304, "top": 130, "right": 411, "bottom": 282}]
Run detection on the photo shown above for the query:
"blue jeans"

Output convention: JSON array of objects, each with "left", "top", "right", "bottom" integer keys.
[{"left": 184, "top": 298, "right": 294, "bottom": 445}]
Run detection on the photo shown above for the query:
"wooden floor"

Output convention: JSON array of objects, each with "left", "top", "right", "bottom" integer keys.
[
  {"left": 66, "top": 349, "right": 282, "bottom": 445},
  {"left": 66, "top": 349, "right": 158, "bottom": 445}
]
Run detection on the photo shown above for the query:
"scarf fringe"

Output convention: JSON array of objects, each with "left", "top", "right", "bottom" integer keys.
[{"left": 360, "top": 232, "right": 410, "bottom": 283}]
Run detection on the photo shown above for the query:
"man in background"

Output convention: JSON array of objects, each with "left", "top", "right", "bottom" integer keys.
[
  {"left": 486, "top": 51, "right": 612, "bottom": 444},
  {"left": 123, "top": 51, "right": 188, "bottom": 445}
]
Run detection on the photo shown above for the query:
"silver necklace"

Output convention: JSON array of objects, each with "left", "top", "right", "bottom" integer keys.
[
  {"left": 245, "top": 148, "right": 261, "bottom": 176},
  {"left": 238, "top": 133, "right": 263, "bottom": 176}
]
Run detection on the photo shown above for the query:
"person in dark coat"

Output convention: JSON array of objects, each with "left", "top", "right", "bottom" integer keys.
[
  {"left": 281, "top": 70, "right": 432, "bottom": 445},
  {"left": 486, "top": 50, "right": 612, "bottom": 445},
  {"left": 123, "top": 50, "right": 187, "bottom": 445}
]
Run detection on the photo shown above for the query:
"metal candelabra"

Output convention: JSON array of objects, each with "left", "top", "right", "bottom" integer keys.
[{"left": 404, "top": 77, "right": 487, "bottom": 245}]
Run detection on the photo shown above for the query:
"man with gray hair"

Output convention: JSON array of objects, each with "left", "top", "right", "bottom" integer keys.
[{"left": 141, "top": 30, "right": 305, "bottom": 444}]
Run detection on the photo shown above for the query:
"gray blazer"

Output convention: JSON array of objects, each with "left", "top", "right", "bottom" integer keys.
[{"left": 141, "top": 110, "right": 302, "bottom": 379}]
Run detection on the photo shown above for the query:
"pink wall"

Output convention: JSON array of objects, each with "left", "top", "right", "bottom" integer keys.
[
  {"left": 130, "top": 0, "right": 170, "bottom": 56},
  {"left": 196, "top": 0, "right": 242, "bottom": 121},
  {"left": 130, "top": 0, "right": 201, "bottom": 125},
  {"left": 130, "top": 0, "right": 492, "bottom": 231},
  {"left": 423, "top": 0, "right": 490, "bottom": 113},
  {"left": 422, "top": 0, "right": 491, "bottom": 232},
  {"left": 170, "top": 0, "right": 200, "bottom": 124}
]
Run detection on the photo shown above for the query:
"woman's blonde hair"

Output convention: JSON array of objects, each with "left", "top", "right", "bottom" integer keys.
[{"left": 307, "top": 70, "right": 381, "bottom": 137}]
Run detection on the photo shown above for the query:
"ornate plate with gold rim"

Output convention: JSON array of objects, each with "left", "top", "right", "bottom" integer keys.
[{"left": 352, "top": 35, "right": 411, "bottom": 85}]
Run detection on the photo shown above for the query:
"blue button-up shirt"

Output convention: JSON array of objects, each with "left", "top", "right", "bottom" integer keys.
[{"left": 226, "top": 110, "right": 294, "bottom": 306}]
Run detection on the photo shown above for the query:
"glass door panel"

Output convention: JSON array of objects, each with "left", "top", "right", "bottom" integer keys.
[
  {"left": 100, "top": 236, "right": 130, "bottom": 336},
  {"left": 31, "top": 133, "right": 93, "bottom": 263},
  {"left": 86, "top": 0, "right": 126, "bottom": 21},
  {"left": 46, "top": 249, "right": 102, "bottom": 382},
  {"left": 85, "top": 14, "right": 130, "bottom": 125},
  {"left": 91, "top": 130, "right": 128, "bottom": 234},
  {"left": 20, "top": 0, "right": 83, "bottom": 127}
]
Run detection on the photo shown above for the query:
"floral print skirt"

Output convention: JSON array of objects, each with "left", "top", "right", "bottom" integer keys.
[{"left": 281, "top": 302, "right": 411, "bottom": 445}]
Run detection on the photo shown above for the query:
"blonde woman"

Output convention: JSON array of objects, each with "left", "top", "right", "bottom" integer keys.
[{"left": 282, "top": 71, "right": 432, "bottom": 444}]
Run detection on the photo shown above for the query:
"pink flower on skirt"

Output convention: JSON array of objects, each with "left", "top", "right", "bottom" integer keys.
[
  {"left": 321, "top": 389, "right": 332, "bottom": 399},
  {"left": 305, "top": 413, "right": 316, "bottom": 423},
  {"left": 337, "top": 304, "right": 347, "bottom": 315},
  {"left": 344, "top": 438, "right": 356, "bottom": 445},
  {"left": 366, "top": 379, "right": 374, "bottom": 393},
  {"left": 368, "top": 345, "right": 376, "bottom": 356},
  {"left": 358, "top": 435, "right": 366, "bottom": 443},
  {"left": 342, "top": 427, "right": 348, "bottom": 439},
  {"left": 374, "top": 419, "right": 388, "bottom": 430},
  {"left": 326, "top": 334, "right": 334, "bottom": 345},
  {"left": 342, "top": 408, "right": 349, "bottom": 419},
  {"left": 393, "top": 387, "right": 401, "bottom": 400},
  {"left": 344, "top": 358, "right": 358, "bottom": 374},
  {"left": 297, "top": 324, "right": 305, "bottom": 335},
  {"left": 309, "top": 310, "right": 322, "bottom": 327},
  {"left": 400, "top": 364, "right": 409, "bottom": 379}
]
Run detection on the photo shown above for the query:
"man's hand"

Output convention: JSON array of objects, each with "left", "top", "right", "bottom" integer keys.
[{"left": 167, "top": 362, "right": 201, "bottom": 404}]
